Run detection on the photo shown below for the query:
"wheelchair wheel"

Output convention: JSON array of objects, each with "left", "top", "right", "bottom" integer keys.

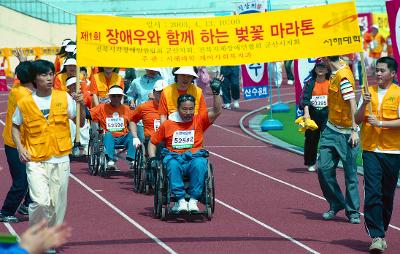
[
  {"left": 88, "top": 141, "right": 98, "bottom": 176},
  {"left": 98, "top": 152, "right": 107, "bottom": 177},
  {"left": 153, "top": 167, "right": 163, "bottom": 218},
  {"left": 205, "top": 163, "right": 215, "bottom": 220},
  {"left": 133, "top": 145, "right": 145, "bottom": 193}
]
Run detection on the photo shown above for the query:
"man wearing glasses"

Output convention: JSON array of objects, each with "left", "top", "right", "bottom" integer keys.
[
  {"left": 89, "top": 86, "right": 138, "bottom": 170},
  {"left": 148, "top": 74, "right": 223, "bottom": 213}
]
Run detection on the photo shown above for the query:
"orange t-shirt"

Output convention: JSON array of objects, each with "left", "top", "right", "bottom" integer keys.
[
  {"left": 89, "top": 103, "right": 133, "bottom": 137},
  {"left": 150, "top": 111, "right": 211, "bottom": 154},
  {"left": 131, "top": 100, "right": 160, "bottom": 137},
  {"left": 158, "top": 89, "right": 207, "bottom": 116}
]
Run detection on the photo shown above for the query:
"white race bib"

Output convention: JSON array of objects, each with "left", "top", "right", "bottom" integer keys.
[
  {"left": 172, "top": 130, "right": 194, "bottom": 149},
  {"left": 106, "top": 112, "right": 124, "bottom": 132},
  {"left": 153, "top": 119, "right": 161, "bottom": 132},
  {"left": 310, "top": 95, "right": 328, "bottom": 108}
]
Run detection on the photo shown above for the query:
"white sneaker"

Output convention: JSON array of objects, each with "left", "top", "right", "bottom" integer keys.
[
  {"left": 287, "top": 80, "right": 294, "bottom": 85},
  {"left": 188, "top": 198, "right": 199, "bottom": 213},
  {"left": 223, "top": 103, "right": 231, "bottom": 109},
  {"left": 172, "top": 198, "right": 188, "bottom": 213},
  {"left": 307, "top": 165, "right": 316, "bottom": 172},
  {"left": 107, "top": 160, "right": 116, "bottom": 170},
  {"left": 233, "top": 100, "right": 240, "bottom": 109}
]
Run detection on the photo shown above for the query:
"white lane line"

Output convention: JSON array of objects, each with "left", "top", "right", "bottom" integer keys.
[
  {"left": 205, "top": 145, "right": 268, "bottom": 148},
  {"left": 3, "top": 223, "right": 20, "bottom": 240},
  {"left": 0, "top": 111, "right": 6, "bottom": 115},
  {"left": 216, "top": 199, "right": 320, "bottom": 254},
  {"left": 0, "top": 119, "right": 5, "bottom": 126},
  {"left": 209, "top": 151, "right": 400, "bottom": 231},
  {"left": 212, "top": 124, "right": 252, "bottom": 139},
  {"left": 69, "top": 174, "right": 178, "bottom": 254}
]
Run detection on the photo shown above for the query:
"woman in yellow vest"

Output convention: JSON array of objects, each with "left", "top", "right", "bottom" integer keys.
[
  {"left": 0, "top": 61, "right": 33, "bottom": 223},
  {"left": 11, "top": 60, "right": 86, "bottom": 237},
  {"left": 53, "top": 57, "right": 76, "bottom": 91},
  {"left": 90, "top": 67, "right": 124, "bottom": 106},
  {"left": 158, "top": 66, "right": 207, "bottom": 123},
  {"left": 355, "top": 56, "right": 400, "bottom": 253},
  {"left": 301, "top": 59, "right": 331, "bottom": 172}
]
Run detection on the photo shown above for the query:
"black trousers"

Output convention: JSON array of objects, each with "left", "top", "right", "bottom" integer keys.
[
  {"left": 1, "top": 145, "right": 31, "bottom": 216},
  {"left": 304, "top": 107, "right": 328, "bottom": 166},
  {"left": 363, "top": 151, "right": 400, "bottom": 238}
]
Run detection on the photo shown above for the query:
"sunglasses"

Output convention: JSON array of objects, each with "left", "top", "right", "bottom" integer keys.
[{"left": 177, "top": 94, "right": 195, "bottom": 104}]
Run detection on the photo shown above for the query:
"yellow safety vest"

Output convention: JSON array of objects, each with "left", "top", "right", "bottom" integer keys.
[
  {"left": 94, "top": 72, "right": 123, "bottom": 98},
  {"left": 18, "top": 90, "right": 72, "bottom": 161},
  {"left": 361, "top": 84, "right": 400, "bottom": 151},
  {"left": 163, "top": 83, "right": 203, "bottom": 115},
  {"left": 327, "top": 65, "right": 355, "bottom": 127},
  {"left": 2, "top": 85, "right": 32, "bottom": 147}
]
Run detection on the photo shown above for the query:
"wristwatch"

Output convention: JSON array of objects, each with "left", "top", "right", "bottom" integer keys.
[{"left": 351, "top": 125, "right": 360, "bottom": 132}]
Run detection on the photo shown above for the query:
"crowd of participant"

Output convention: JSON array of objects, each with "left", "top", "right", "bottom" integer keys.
[{"left": 0, "top": 22, "right": 399, "bottom": 254}]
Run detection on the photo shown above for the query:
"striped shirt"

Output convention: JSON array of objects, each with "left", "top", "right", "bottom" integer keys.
[{"left": 340, "top": 78, "right": 355, "bottom": 100}]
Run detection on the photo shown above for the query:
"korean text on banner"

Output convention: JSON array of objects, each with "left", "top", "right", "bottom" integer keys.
[{"left": 77, "top": 1, "right": 362, "bottom": 68}]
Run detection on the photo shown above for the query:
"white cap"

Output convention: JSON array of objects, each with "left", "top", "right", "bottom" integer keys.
[
  {"left": 65, "top": 45, "right": 76, "bottom": 53},
  {"left": 372, "top": 24, "right": 379, "bottom": 30},
  {"left": 173, "top": 66, "right": 198, "bottom": 78},
  {"left": 108, "top": 86, "right": 125, "bottom": 95},
  {"left": 63, "top": 58, "right": 76, "bottom": 66},
  {"left": 153, "top": 80, "right": 168, "bottom": 91},
  {"left": 66, "top": 77, "right": 76, "bottom": 87},
  {"left": 61, "top": 39, "right": 72, "bottom": 47},
  {"left": 146, "top": 68, "right": 160, "bottom": 72}
]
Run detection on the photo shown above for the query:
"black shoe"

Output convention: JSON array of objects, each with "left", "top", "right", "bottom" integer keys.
[
  {"left": 0, "top": 212, "right": 19, "bottom": 223},
  {"left": 17, "top": 204, "right": 29, "bottom": 215}
]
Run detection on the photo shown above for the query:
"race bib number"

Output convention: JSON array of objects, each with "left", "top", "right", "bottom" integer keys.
[
  {"left": 172, "top": 130, "right": 194, "bottom": 149},
  {"left": 106, "top": 115, "right": 124, "bottom": 132},
  {"left": 153, "top": 119, "right": 161, "bottom": 132},
  {"left": 310, "top": 95, "right": 328, "bottom": 108}
]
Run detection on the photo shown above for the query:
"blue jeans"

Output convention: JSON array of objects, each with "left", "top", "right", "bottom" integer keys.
[
  {"left": 163, "top": 149, "right": 208, "bottom": 200},
  {"left": 1, "top": 145, "right": 31, "bottom": 216},
  {"left": 103, "top": 132, "right": 135, "bottom": 161}
]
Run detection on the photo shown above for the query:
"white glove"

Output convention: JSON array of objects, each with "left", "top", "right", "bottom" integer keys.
[{"left": 133, "top": 137, "right": 141, "bottom": 148}]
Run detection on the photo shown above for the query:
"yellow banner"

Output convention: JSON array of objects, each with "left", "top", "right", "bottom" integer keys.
[
  {"left": 0, "top": 47, "right": 60, "bottom": 57},
  {"left": 77, "top": 1, "right": 362, "bottom": 68},
  {"left": 372, "top": 13, "right": 390, "bottom": 39}
]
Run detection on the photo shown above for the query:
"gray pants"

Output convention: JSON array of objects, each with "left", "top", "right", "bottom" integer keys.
[{"left": 317, "top": 126, "right": 360, "bottom": 217}]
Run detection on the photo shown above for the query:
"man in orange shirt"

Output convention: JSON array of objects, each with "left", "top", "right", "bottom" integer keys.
[
  {"left": 89, "top": 86, "right": 138, "bottom": 170},
  {"left": 131, "top": 80, "right": 167, "bottom": 148},
  {"left": 148, "top": 74, "right": 223, "bottom": 213},
  {"left": 158, "top": 66, "right": 207, "bottom": 123}
]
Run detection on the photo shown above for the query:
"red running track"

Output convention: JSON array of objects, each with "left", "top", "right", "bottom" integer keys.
[{"left": 1, "top": 84, "right": 399, "bottom": 254}]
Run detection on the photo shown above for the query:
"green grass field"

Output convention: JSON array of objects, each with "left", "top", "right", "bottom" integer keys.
[{"left": 260, "top": 103, "right": 363, "bottom": 166}]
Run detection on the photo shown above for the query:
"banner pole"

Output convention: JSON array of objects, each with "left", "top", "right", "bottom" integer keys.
[
  {"left": 75, "top": 15, "right": 81, "bottom": 145},
  {"left": 360, "top": 52, "right": 372, "bottom": 114}
]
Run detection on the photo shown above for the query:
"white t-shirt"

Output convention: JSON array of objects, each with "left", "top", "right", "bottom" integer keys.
[
  {"left": 13, "top": 92, "right": 77, "bottom": 163},
  {"left": 357, "top": 87, "right": 400, "bottom": 154}
]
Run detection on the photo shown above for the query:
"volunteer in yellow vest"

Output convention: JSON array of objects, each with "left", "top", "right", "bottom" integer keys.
[
  {"left": 53, "top": 57, "right": 76, "bottom": 91},
  {"left": 317, "top": 56, "right": 360, "bottom": 224},
  {"left": 90, "top": 67, "right": 124, "bottom": 106},
  {"left": 11, "top": 60, "right": 86, "bottom": 233},
  {"left": 0, "top": 61, "right": 33, "bottom": 223},
  {"left": 158, "top": 67, "right": 207, "bottom": 124},
  {"left": 355, "top": 57, "right": 400, "bottom": 253}
]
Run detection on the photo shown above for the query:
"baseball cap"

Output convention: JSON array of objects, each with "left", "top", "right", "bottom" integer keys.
[
  {"left": 63, "top": 58, "right": 76, "bottom": 66},
  {"left": 65, "top": 45, "right": 76, "bottom": 53},
  {"left": 173, "top": 66, "right": 199, "bottom": 78},
  {"left": 108, "top": 86, "right": 125, "bottom": 95},
  {"left": 61, "top": 39, "right": 72, "bottom": 47},
  {"left": 66, "top": 77, "right": 76, "bottom": 87},
  {"left": 372, "top": 24, "right": 379, "bottom": 30},
  {"left": 153, "top": 79, "right": 168, "bottom": 91}
]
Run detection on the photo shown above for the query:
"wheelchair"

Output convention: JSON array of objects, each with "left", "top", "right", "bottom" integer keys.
[
  {"left": 87, "top": 123, "right": 126, "bottom": 177},
  {"left": 133, "top": 138, "right": 163, "bottom": 194},
  {"left": 153, "top": 150, "right": 215, "bottom": 221}
]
